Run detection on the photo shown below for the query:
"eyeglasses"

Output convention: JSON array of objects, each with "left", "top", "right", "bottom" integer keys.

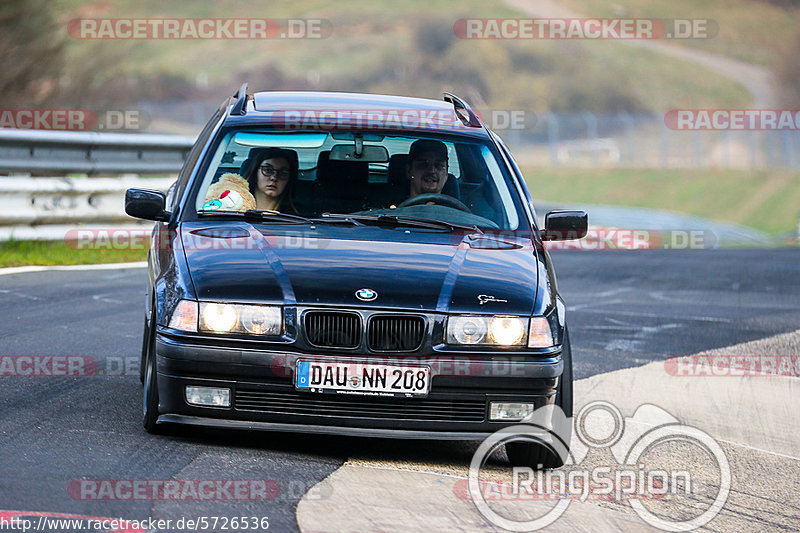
[
  {"left": 259, "top": 164, "right": 291, "bottom": 180},
  {"left": 412, "top": 159, "right": 447, "bottom": 172}
]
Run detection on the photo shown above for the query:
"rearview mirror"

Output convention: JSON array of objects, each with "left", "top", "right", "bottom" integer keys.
[
  {"left": 541, "top": 210, "right": 588, "bottom": 241},
  {"left": 329, "top": 143, "right": 389, "bottom": 162},
  {"left": 125, "top": 189, "right": 170, "bottom": 221}
]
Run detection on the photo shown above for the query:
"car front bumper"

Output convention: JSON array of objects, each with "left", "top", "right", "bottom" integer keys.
[{"left": 154, "top": 332, "right": 564, "bottom": 439}]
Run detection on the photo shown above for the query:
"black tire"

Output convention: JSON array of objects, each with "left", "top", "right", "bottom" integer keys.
[
  {"left": 139, "top": 313, "right": 149, "bottom": 385},
  {"left": 506, "top": 327, "right": 573, "bottom": 469},
  {"left": 142, "top": 312, "right": 162, "bottom": 434}
]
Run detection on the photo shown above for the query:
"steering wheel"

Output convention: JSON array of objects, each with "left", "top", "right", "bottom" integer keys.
[{"left": 397, "top": 193, "right": 471, "bottom": 213}]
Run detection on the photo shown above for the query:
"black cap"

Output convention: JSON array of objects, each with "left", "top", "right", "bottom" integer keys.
[{"left": 409, "top": 139, "right": 448, "bottom": 161}]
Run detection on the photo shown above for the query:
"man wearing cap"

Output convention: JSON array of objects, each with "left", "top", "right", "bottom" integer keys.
[{"left": 406, "top": 139, "right": 449, "bottom": 198}]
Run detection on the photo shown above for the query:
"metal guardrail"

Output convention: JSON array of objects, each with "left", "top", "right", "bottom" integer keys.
[
  {"left": 0, "top": 176, "right": 175, "bottom": 241},
  {"left": 0, "top": 129, "right": 192, "bottom": 241},
  {"left": 0, "top": 129, "right": 194, "bottom": 175}
]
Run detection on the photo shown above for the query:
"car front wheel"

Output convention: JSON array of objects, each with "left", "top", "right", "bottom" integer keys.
[
  {"left": 142, "top": 309, "right": 162, "bottom": 434},
  {"left": 505, "top": 326, "right": 573, "bottom": 469}
]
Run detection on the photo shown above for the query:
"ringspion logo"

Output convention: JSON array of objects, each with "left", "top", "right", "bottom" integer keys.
[{"left": 468, "top": 402, "right": 730, "bottom": 531}]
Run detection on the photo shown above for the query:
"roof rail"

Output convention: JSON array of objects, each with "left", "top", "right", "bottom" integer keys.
[
  {"left": 442, "top": 92, "right": 482, "bottom": 128},
  {"left": 230, "top": 83, "right": 249, "bottom": 116}
]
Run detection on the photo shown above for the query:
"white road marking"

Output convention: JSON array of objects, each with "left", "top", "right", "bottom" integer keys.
[
  {"left": 91, "top": 293, "right": 126, "bottom": 305},
  {"left": 567, "top": 299, "right": 624, "bottom": 311},
  {"left": 0, "top": 289, "right": 42, "bottom": 301},
  {"left": 0, "top": 262, "right": 146, "bottom": 277},
  {"left": 575, "top": 307, "right": 733, "bottom": 323}
]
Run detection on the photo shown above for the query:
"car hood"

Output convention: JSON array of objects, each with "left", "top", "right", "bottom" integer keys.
[{"left": 181, "top": 223, "right": 542, "bottom": 315}]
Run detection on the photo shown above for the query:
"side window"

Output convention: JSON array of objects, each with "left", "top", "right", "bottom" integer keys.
[{"left": 169, "top": 109, "right": 223, "bottom": 211}]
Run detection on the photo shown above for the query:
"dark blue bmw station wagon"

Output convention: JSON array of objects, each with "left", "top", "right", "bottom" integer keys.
[{"left": 125, "top": 86, "right": 587, "bottom": 468}]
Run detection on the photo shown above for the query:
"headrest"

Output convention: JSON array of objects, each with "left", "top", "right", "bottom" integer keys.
[
  {"left": 316, "top": 151, "right": 368, "bottom": 184},
  {"left": 388, "top": 154, "right": 409, "bottom": 186}
]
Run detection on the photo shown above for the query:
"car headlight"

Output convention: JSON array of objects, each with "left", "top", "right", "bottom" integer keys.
[
  {"left": 447, "top": 316, "right": 527, "bottom": 346},
  {"left": 167, "top": 300, "right": 282, "bottom": 335},
  {"left": 199, "top": 302, "right": 282, "bottom": 335},
  {"left": 201, "top": 302, "right": 238, "bottom": 332}
]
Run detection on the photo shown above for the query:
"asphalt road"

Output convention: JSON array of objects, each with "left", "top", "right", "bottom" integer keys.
[{"left": 1, "top": 248, "right": 798, "bottom": 531}]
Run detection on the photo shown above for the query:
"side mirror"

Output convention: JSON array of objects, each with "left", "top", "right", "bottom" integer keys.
[
  {"left": 125, "top": 188, "right": 169, "bottom": 221},
  {"left": 541, "top": 210, "right": 588, "bottom": 241}
]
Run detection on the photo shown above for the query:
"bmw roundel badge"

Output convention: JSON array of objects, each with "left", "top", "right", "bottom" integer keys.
[{"left": 355, "top": 288, "right": 378, "bottom": 301}]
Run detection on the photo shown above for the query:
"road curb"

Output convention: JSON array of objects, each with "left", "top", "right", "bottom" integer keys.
[{"left": 0, "top": 261, "right": 147, "bottom": 276}]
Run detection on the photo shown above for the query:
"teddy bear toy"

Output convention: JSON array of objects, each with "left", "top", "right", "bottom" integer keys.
[{"left": 202, "top": 173, "right": 256, "bottom": 212}]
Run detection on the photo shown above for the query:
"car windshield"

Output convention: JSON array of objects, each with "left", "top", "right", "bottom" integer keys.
[{"left": 193, "top": 130, "right": 528, "bottom": 231}]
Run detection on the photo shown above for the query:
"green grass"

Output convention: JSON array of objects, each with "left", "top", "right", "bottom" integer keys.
[
  {"left": 522, "top": 167, "right": 800, "bottom": 235},
  {"left": 577, "top": 41, "right": 751, "bottom": 109},
  {"left": 0, "top": 240, "right": 147, "bottom": 268}
]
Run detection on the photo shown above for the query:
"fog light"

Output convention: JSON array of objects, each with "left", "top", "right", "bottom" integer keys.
[
  {"left": 185, "top": 386, "right": 230, "bottom": 408},
  {"left": 489, "top": 402, "right": 535, "bottom": 421}
]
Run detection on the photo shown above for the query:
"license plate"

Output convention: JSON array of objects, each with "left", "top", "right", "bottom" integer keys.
[{"left": 295, "top": 360, "right": 430, "bottom": 398}]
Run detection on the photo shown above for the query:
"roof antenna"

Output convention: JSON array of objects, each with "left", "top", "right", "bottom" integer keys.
[
  {"left": 230, "top": 83, "right": 249, "bottom": 116},
  {"left": 442, "top": 92, "right": 482, "bottom": 127}
]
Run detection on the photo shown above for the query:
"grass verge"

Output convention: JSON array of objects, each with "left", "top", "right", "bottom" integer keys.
[
  {"left": 523, "top": 167, "right": 800, "bottom": 235},
  {"left": 0, "top": 240, "right": 147, "bottom": 268}
]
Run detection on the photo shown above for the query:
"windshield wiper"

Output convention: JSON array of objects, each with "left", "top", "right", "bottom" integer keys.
[
  {"left": 198, "top": 210, "right": 484, "bottom": 233},
  {"left": 244, "top": 210, "right": 316, "bottom": 224},
  {"left": 319, "top": 213, "right": 482, "bottom": 233},
  {"left": 197, "top": 209, "right": 314, "bottom": 225},
  {"left": 376, "top": 214, "right": 484, "bottom": 234},
  {"left": 317, "top": 213, "right": 366, "bottom": 226}
]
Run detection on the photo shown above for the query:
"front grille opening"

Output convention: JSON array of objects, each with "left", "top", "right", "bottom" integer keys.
[
  {"left": 235, "top": 389, "right": 486, "bottom": 422},
  {"left": 368, "top": 315, "right": 425, "bottom": 352},
  {"left": 304, "top": 311, "right": 361, "bottom": 348}
]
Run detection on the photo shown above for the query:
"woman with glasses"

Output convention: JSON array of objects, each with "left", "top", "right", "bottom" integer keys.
[{"left": 244, "top": 147, "right": 299, "bottom": 213}]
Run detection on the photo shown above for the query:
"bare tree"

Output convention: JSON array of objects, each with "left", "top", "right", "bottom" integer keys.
[
  {"left": 775, "top": 31, "right": 800, "bottom": 106},
  {"left": 0, "top": 0, "right": 66, "bottom": 106}
]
